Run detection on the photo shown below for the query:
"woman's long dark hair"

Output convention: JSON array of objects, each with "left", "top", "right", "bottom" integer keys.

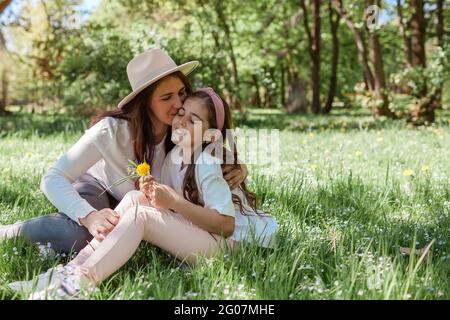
[
  {"left": 90, "top": 71, "right": 193, "bottom": 165},
  {"left": 182, "top": 91, "right": 259, "bottom": 215}
]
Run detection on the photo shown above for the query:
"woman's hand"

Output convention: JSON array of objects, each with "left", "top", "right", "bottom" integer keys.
[
  {"left": 222, "top": 163, "right": 247, "bottom": 190},
  {"left": 79, "top": 209, "right": 120, "bottom": 241},
  {"left": 142, "top": 180, "right": 181, "bottom": 210}
]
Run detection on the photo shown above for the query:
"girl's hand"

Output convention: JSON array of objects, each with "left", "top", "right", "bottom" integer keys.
[
  {"left": 139, "top": 175, "right": 155, "bottom": 193},
  {"left": 145, "top": 180, "right": 181, "bottom": 210},
  {"left": 222, "top": 163, "right": 247, "bottom": 190}
]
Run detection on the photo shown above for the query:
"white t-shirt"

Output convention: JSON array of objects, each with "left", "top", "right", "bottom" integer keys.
[
  {"left": 161, "top": 145, "right": 278, "bottom": 248},
  {"left": 40, "top": 117, "right": 166, "bottom": 225}
]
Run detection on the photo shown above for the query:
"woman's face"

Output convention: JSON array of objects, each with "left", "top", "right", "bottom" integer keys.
[{"left": 150, "top": 75, "right": 187, "bottom": 125}]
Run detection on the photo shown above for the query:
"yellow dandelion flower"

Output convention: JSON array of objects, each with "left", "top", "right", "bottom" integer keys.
[
  {"left": 355, "top": 151, "right": 362, "bottom": 157},
  {"left": 376, "top": 137, "right": 383, "bottom": 142},
  {"left": 136, "top": 162, "right": 151, "bottom": 177},
  {"left": 310, "top": 164, "right": 318, "bottom": 170},
  {"left": 421, "top": 165, "right": 429, "bottom": 173},
  {"left": 309, "top": 133, "right": 315, "bottom": 138},
  {"left": 403, "top": 169, "right": 414, "bottom": 177}
]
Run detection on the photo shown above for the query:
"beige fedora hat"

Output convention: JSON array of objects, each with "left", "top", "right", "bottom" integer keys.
[{"left": 118, "top": 48, "right": 199, "bottom": 108}]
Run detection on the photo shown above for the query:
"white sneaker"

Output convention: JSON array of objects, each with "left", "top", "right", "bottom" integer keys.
[
  {"left": 0, "top": 221, "right": 21, "bottom": 244},
  {"left": 27, "top": 266, "right": 89, "bottom": 300},
  {"left": 8, "top": 264, "right": 67, "bottom": 292}
]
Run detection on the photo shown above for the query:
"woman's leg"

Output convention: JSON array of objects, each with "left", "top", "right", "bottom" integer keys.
[{"left": 0, "top": 173, "right": 118, "bottom": 253}]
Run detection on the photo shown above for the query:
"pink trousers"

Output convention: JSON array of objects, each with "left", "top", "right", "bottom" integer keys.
[{"left": 67, "top": 190, "right": 235, "bottom": 285}]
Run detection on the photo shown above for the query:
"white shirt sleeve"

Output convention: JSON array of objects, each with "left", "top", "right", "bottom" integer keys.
[
  {"left": 196, "top": 156, "right": 235, "bottom": 218},
  {"left": 40, "top": 119, "right": 114, "bottom": 225}
]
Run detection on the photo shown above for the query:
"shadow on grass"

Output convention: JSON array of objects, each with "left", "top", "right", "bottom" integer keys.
[
  {"left": 1, "top": 108, "right": 449, "bottom": 137},
  {"left": 234, "top": 108, "right": 450, "bottom": 132},
  {"left": 0, "top": 112, "right": 89, "bottom": 138}
]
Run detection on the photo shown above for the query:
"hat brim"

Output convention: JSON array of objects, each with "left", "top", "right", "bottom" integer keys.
[{"left": 117, "top": 60, "right": 199, "bottom": 109}]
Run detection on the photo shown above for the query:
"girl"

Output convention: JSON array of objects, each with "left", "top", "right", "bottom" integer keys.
[
  {"left": 0, "top": 48, "right": 247, "bottom": 253},
  {"left": 9, "top": 88, "right": 277, "bottom": 299}
]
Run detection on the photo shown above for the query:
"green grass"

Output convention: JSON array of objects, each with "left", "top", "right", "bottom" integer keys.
[{"left": 0, "top": 108, "right": 449, "bottom": 300}]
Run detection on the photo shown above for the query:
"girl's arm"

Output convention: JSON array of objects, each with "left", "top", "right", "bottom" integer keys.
[{"left": 173, "top": 196, "right": 235, "bottom": 238}]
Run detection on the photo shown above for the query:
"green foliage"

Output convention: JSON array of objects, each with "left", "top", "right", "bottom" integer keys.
[
  {"left": 1, "top": 0, "right": 448, "bottom": 120},
  {"left": 56, "top": 23, "right": 133, "bottom": 108}
]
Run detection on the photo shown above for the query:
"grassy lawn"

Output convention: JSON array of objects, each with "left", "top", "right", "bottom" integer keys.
[{"left": 0, "top": 108, "right": 449, "bottom": 300}]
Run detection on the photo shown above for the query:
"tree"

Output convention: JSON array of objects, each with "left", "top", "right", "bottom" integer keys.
[
  {"left": 0, "top": 0, "right": 12, "bottom": 14},
  {"left": 397, "top": 0, "right": 412, "bottom": 66},
  {"left": 300, "top": 0, "right": 321, "bottom": 114},
  {"left": 323, "top": 0, "right": 340, "bottom": 114},
  {"left": 332, "top": 0, "right": 375, "bottom": 92},
  {"left": 0, "top": 30, "right": 11, "bottom": 115},
  {"left": 365, "top": 0, "right": 395, "bottom": 118},
  {"left": 408, "top": 0, "right": 435, "bottom": 124},
  {"left": 0, "top": 0, "right": 12, "bottom": 115}
]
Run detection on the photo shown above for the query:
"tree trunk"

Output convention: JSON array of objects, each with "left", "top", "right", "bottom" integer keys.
[
  {"left": 323, "top": 0, "right": 340, "bottom": 114},
  {"left": 287, "top": 74, "right": 308, "bottom": 113},
  {"left": 214, "top": 1, "right": 241, "bottom": 110},
  {"left": 409, "top": 0, "right": 426, "bottom": 70},
  {"left": 251, "top": 74, "right": 262, "bottom": 108},
  {"left": 434, "top": 0, "right": 444, "bottom": 110},
  {"left": 0, "top": 69, "right": 9, "bottom": 115},
  {"left": 366, "top": 0, "right": 395, "bottom": 118},
  {"left": 0, "top": 0, "right": 12, "bottom": 14},
  {"left": 211, "top": 30, "right": 232, "bottom": 106},
  {"left": 300, "top": 0, "right": 321, "bottom": 114},
  {"left": 332, "top": 0, "right": 375, "bottom": 92},
  {"left": 408, "top": 0, "right": 434, "bottom": 124},
  {"left": 311, "top": 0, "right": 321, "bottom": 114},
  {"left": 0, "top": 28, "right": 11, "bottom": 116},
  {"left": 263, "top": 67, "right": 275, "bottom": 108},
  {"left": 280, "top": 60, "right": 286, "bottom": 107},
  {"left": 436, "top": 0, "right": 444, "bottom": 46},
  {"left": 397, "top": 0, "right": 412, "bottom": 66}
]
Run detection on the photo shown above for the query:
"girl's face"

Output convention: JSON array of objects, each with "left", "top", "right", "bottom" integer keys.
[
  {"left": 150, "top": 75, "right": 187, "bottom": 125},
  {"left": 171, "top": 97, "right": 210, "bottom": 149}
]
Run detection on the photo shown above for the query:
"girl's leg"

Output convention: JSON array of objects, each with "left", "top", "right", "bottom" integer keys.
[
  {"left": 67, "top": 190, "right": 149, "bottom": 267},
  {"left": 77, "top": 204, "right": 234, "bottom": 285},
  {"left": 140, "top": 209, "right": 235, "bottom": 265}
]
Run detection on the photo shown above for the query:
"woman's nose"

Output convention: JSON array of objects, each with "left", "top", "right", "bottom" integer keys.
[{"left": 173, "top": 96, "right": 183, "bottom": 109}]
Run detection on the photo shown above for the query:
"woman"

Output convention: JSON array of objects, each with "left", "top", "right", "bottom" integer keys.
[{"left": 0, "top": 48, "right": 247, "bottom": 253}]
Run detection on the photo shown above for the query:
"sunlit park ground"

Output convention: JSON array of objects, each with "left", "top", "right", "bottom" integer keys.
[{"left": 0, "top": 107, "right": 449, "bottom": 299}]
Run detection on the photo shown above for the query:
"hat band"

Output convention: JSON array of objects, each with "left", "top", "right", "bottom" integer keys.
[{"left": 131, "top": 63, "right": 178, "bottom": 90}]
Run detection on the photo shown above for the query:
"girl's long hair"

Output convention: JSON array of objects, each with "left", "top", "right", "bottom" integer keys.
[
  {"left": 90, "top": 71, "right": 192, "bottom": 164},
  {"left": 182, "top": 91, "right": 259, "bottom": 215}
]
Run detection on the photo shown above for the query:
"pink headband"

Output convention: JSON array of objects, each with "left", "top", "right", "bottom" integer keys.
[{"left": 197, "top": 87, "right": 225, "bottom": 131}]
